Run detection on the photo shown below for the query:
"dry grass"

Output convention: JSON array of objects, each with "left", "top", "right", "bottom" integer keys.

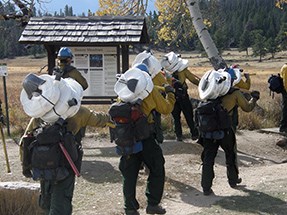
[
  {"left": 0, "top": 188, "right": 44, "bottom": 215},
  {"left": 0, "top": 50, "right": 286, "bottom": 139}
]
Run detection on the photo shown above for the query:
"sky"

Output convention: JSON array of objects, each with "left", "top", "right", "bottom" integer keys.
[{"left": 38, "top": 0, "right": 156, "bottom": 16}]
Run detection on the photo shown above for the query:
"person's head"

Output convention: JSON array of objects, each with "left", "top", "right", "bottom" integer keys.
[{"left": 57, "top": 47, "right": 73, "bottom": 66}]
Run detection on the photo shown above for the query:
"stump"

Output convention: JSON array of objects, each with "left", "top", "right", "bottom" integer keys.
[{"left": 0, "top": 181, "right": 45, "bottom": 215}]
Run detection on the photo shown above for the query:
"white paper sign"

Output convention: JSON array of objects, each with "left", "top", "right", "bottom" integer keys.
[
  {"left": 0, "top": 64, "right": 8, "bottom": 76},
  {"left": 71, "top": 47, "right": 117, "bottom": 97}
]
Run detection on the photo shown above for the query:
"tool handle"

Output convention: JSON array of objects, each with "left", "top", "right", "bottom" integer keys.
[
  {"left": 59, "top": 142, "right": 80, "bottom": 177},
  {"left": 0, "top": 124, "right": 10, "bottom": 173}
]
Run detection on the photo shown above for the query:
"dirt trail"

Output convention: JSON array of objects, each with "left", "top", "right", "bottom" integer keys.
[{"left": 1, "top": 129, "right": 287, "bottom": 214}]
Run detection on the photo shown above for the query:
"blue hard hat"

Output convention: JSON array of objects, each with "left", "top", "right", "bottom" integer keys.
[
  {"left": 134, "top": 63, "right": 150, "bottom": 75},
  {"left": 57, "top": 47, "right": 73, "bottom": 59},
  {"left": 227, "top": 68, "right": 237, "bottom": 80}
]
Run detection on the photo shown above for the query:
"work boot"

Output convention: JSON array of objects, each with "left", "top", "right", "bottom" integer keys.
[
  {"left": 176, "top": 136, "right": 183, "bottom": 142},
  {"left": 203, "top": 188, "right": 214, "bottom": 196},
  {"left": 279, "top": 127, "right": 287, "bottom": 133},
  {"left": 276, "top": 138, "right": 287, "bottom": 150},
  {"left": 229, "top": 178, "right": 242, "bottom": 188},
  {"left": 146, "top": 205, "right": 166, "bottom": 214},
  {"left": 191, "top": 128, "right": 199, "bottom": 141},
  {"left": 125, "top": 209, "right": 140, "bottom": 215},
  {"left": 191, "top": 132, "right": 199, "bottom": 141}
]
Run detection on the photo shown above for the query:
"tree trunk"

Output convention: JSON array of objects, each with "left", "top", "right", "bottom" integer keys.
[{"left": 186, "top": 0, "right": 227, "bottom": 70}]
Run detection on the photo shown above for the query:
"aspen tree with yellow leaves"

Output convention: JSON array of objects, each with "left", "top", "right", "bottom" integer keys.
[
  {"left": 155, "top": 0, "right": 195, "bottom": 49},
  {"left": 276, "top": 0, "right": 287, "bottom": 8},
  {"left": 96, "top": 0, "right": 148, "bottom": 16}
]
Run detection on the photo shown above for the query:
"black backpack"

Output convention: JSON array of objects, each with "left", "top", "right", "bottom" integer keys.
[
  {"left": 195, "top": 98, "right": 231, "bottom": 133},
  {"left": 268, "top": 74, "right": 284, "bottom": 94},
  {"left": 108, "top": 100, "right": 150, "bottom": 149},
  {"left": 172, "top": 72, "right": 188, "bottom": 100},
  {"left": 22, "top": 121, "right": 79, "bottom": 181}
]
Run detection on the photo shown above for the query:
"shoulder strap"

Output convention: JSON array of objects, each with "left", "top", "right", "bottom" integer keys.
[
  {"left": 63, "top": 65, "right": 76, "bottom": 75},
  {"left": 172, "top": 71, "right": 179, "bottom": 80},
  {"left": 227, "top": 87, "right": 239, "bottom": 95}
]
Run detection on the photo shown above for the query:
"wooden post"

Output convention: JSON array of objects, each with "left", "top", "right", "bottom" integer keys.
[
  {"left": 121, "top": 45, "right": 129, "bottom": 73},
  {"left": 0, "top": 64, "right": 10, "bottom": 136}
]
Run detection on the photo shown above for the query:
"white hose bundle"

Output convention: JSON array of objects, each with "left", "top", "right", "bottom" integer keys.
[
  {"left": 198, "top": 69, "right": 231, "bottom": 100},
  {"left": 20, "top": 74, "right": 83, "bottom": 123},
  {"left": 114, "top": 67, "right": 154, "bottom": 103},
  {"left": 132, "top": 51, "right": 162, "bottom": 78}
]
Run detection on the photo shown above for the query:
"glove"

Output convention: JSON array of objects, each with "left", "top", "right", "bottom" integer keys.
[
  {"left": 172, "top": 79, "right": 182, "bottom": 89},
  {"left": 164, "top": 84, "right": 175, "bottom": 94},
  {"left": 106, "top": 121, "right": 116, "bottom": 128},
  {"left": 22, "top": 168, "right": 32, "bottom": 178},
  {"left": 53, "top": 67, "right": 64, "bottom": 81},
  {"left": 244, "top": 73, "right": 250, "bottom": 79},
  {"left": 163, "top": 69, "right": 172, "bottom": 79},
  {"left": 250, "top": 90, "right": 260, "bottom": 100}
]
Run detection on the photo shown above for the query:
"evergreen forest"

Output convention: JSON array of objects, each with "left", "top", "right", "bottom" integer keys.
[{"left": 0, "top": 0, "right": 287, "bottom": 60}]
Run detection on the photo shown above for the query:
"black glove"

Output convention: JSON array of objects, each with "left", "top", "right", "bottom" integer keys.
[
  {"left": 172, "top": 79, "right": 182, "bottom": 90},
  {"left": 22, "top": 168, "right": 32, "bottom": 178},
  {"left": 53, "top": 67, "right": 64, "bottom": 81},
  {"left": 164, "top": 84, "right": 175, "bottom": 94},
  {"left": 250, "top": 90, "right": 260, "bottom": 100}
]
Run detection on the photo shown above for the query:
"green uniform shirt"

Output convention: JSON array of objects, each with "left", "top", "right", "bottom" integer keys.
[
  {"left": 175, "top": 68, "right": 200, "bottom": 86},
  {"left": 235, "top": 78, "right": 251, "bottom": 90},
  {"left": 152, "top": 72, "right": 168, "bottom": 86},
  {"left": 280, "top": 63, "right": 287, "bottom": 91},
  {"left": 141, "top": 89, "right": 175, "bottom": 123},
  {"left": 62, "top": 67, "right": 88, "bottom": 90},
  {"left": 221, "top": 90, "right": 256, "bottom": 114},
  {"left": 25, "top": 106, "right": 109, "bottom": 135}
]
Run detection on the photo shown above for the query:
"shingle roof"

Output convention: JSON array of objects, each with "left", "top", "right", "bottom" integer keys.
[{"left": 19, "top": 16, "right": 149, "bottom": 45}]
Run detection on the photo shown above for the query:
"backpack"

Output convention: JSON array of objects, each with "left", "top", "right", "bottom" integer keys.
[
  {"left": 195, "top": 98, "right": 231, "bottom": 134},
  {"left": 268, "top": 74, "right": 284, "bottom": 94},
  {"left": 172, "top": 72, "right": 188, "bottom": 100},
  {"left": 108, "top": 100, "right": 150, "bottom": 155},
  {"left": 22, "top": 121, "right": 79, "bottom": 181}
]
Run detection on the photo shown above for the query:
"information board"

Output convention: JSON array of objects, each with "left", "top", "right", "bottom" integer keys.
[{"left": 71, "top": 47, "right": 118, "bottom": 97}]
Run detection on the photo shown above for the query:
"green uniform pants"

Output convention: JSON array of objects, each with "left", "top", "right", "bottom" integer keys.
[
  {"left": 280, "top": 90, "right": 287, "bottom": 132},
  {"left": 39, "top": 173, "right": 75, "bottom": 215},
  {"left": 119, "top": 136, "right": 165, "bottom": 211},
  {"left": 172, "top": 96, "right": 197, "bottom": 139},
  {"left": 201, "top": 128, "right": 239, "bottom": 191}
]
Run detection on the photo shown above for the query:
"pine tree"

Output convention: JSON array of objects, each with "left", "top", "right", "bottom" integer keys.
[
  {"left": 251, "top": 30, "right": 267, "bottom": 62},
  {"left": 239, "top": 30, "right": 252, "bottom": 56}
]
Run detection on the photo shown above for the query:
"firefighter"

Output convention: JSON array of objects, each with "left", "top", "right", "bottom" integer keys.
[
  {"left": 280, "top": 63, "right": 287, "bottom": 133},
  {"left": 161, "top": 51, "right": 200, "bottom": 141},
  {"left": 55, "top": 47, "right": 88, "bottom": 91},
  {"left": 113, "top": 67, "right": 175, "bottom": 215},
  {"left": 21, "top": 107, "right": 110, "bottom": 215},
  {"left": 199, "top": 69, "right": 260, "bottom": 196}
]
